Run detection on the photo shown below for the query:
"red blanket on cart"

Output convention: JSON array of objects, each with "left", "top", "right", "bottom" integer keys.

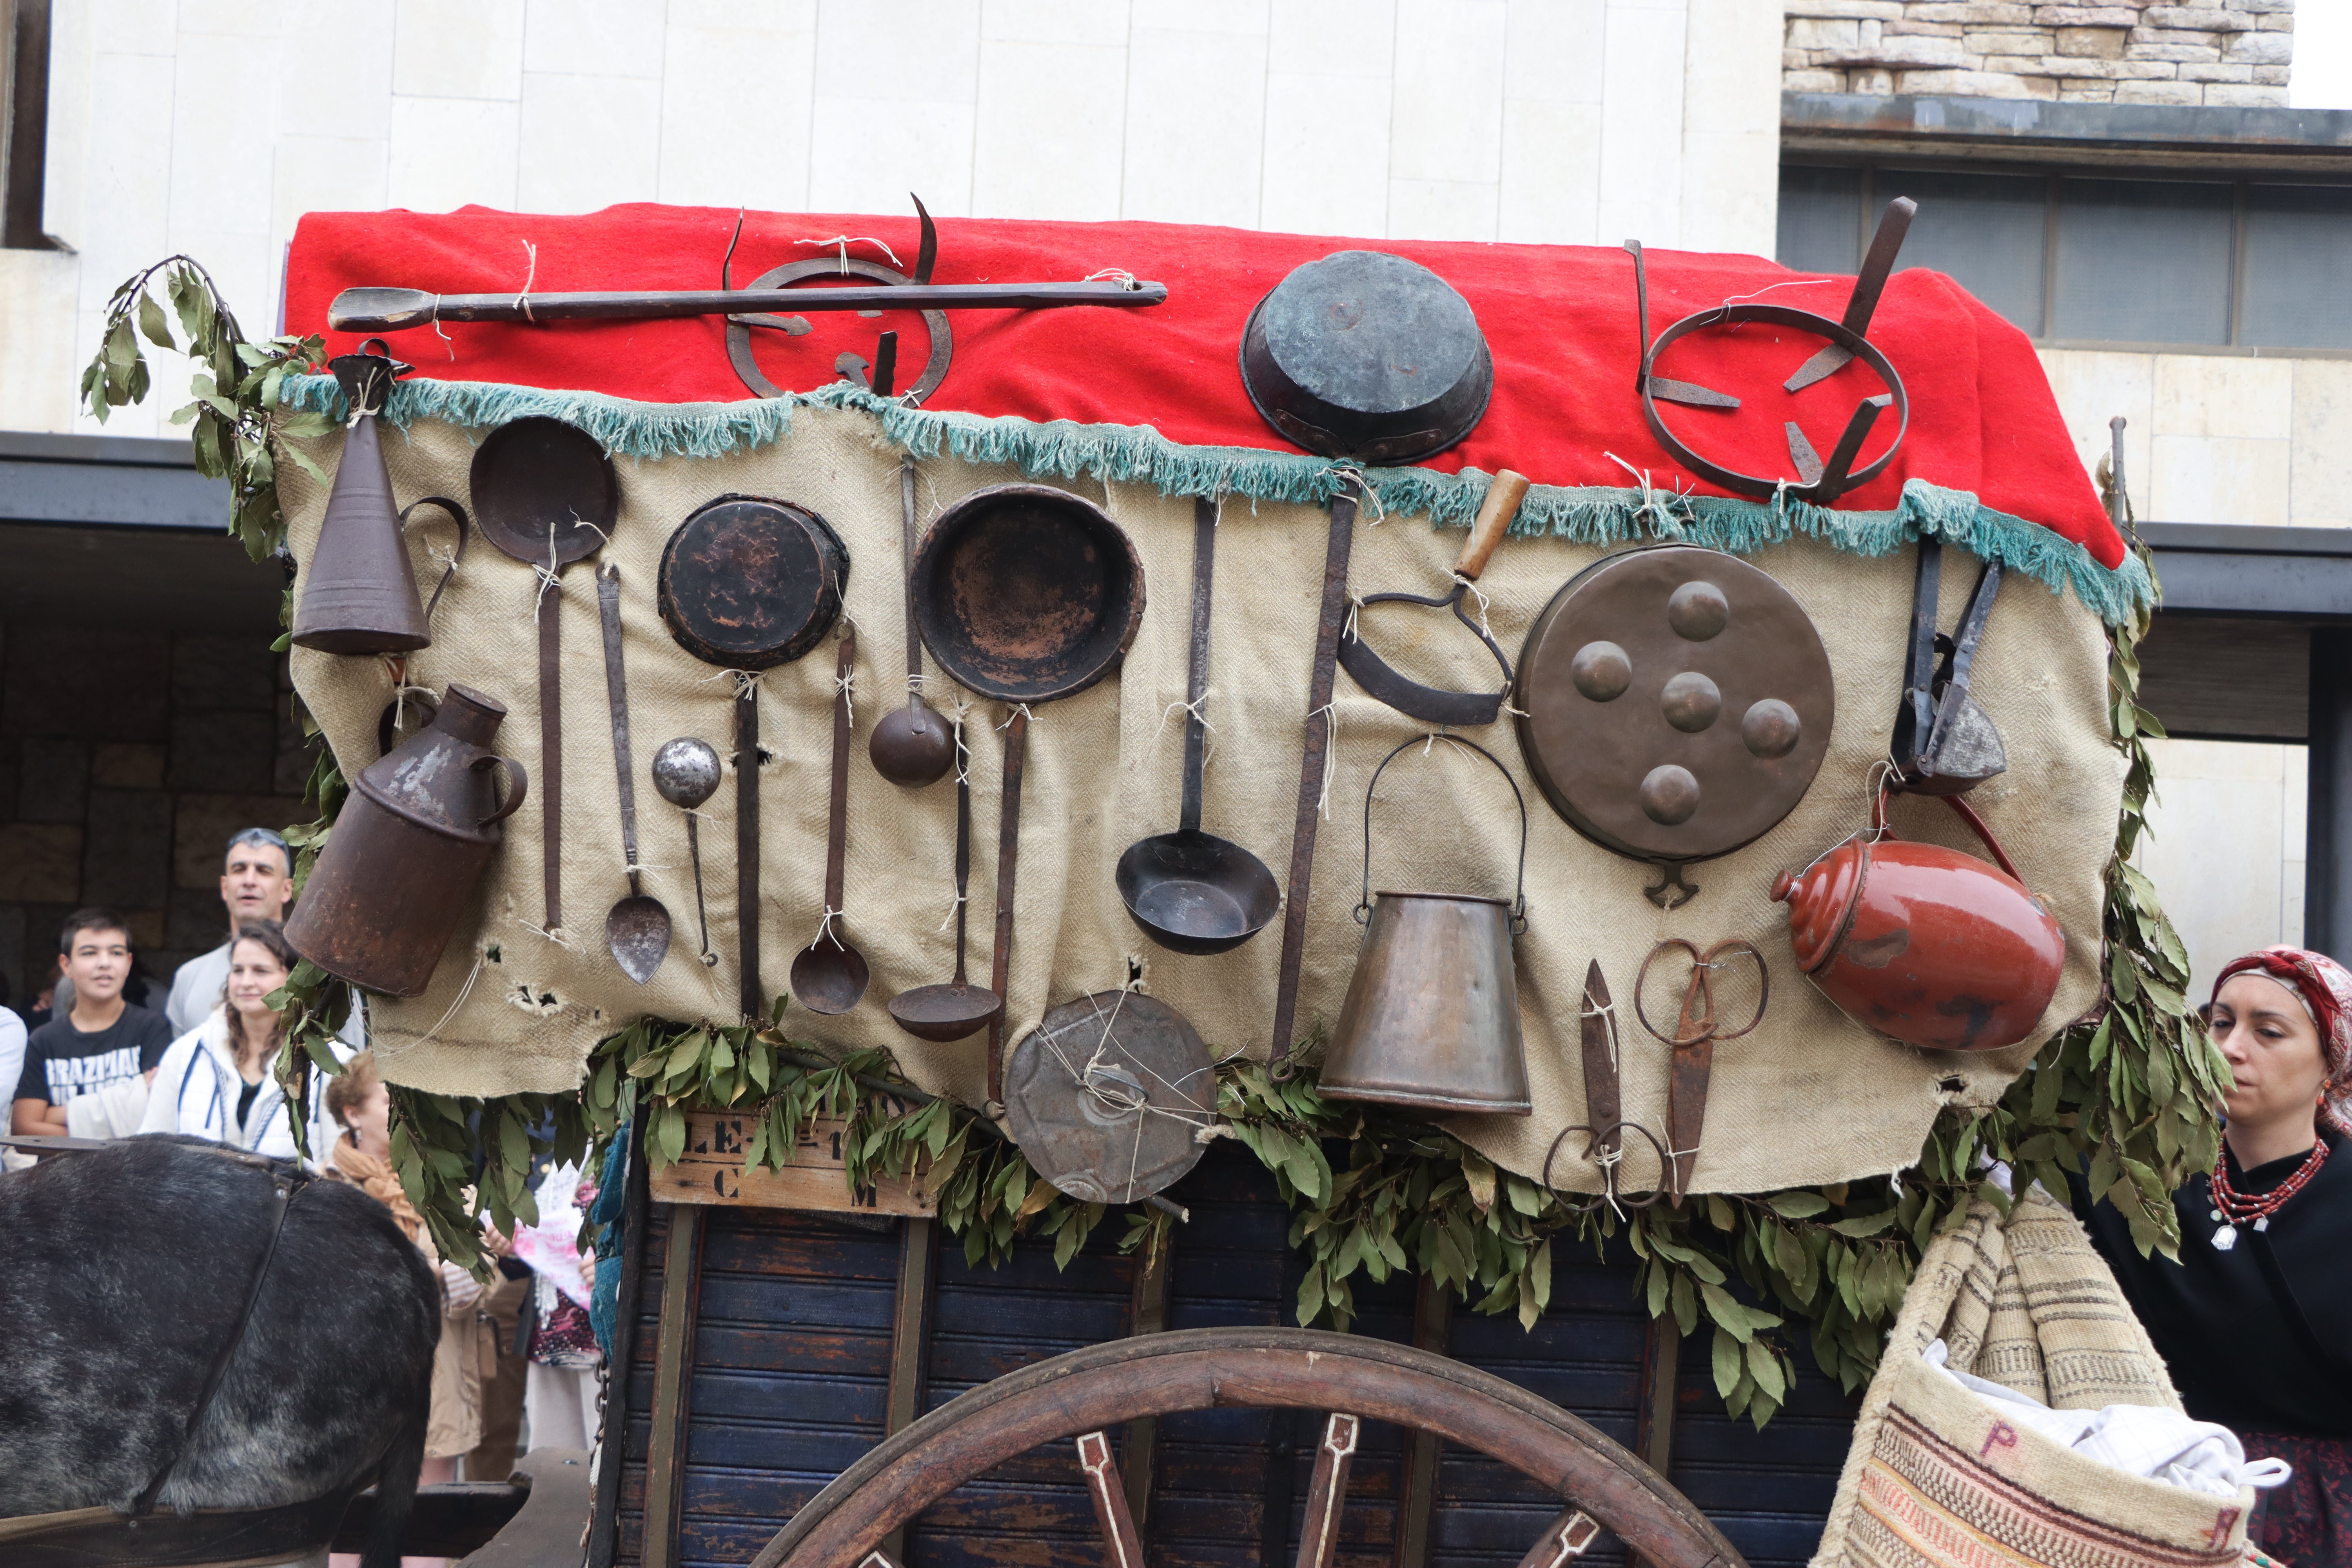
[{"left": 284, "top": 205, "right": 2122, "bottom": 569}]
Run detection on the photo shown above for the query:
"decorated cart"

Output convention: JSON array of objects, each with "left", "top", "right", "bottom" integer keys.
[{"left": 75, "top": 192, "right": 2233, "bottom": 1568}]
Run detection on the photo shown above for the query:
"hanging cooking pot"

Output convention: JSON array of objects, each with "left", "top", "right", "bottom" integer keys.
[
  {"left": 1321, "top": 736, "right": 1531, "bottom": 1116},
  {"left": 658, "top": 494, "right": 850, "bottom": 669},
  {"left": 1239, "top": 250, "right": 1493, "bottom": 465},
  {"left": 1772, "top": 789, "right": 2064, "bottom": 1053},
  {"left": 910, "top": 484, "right": 1144, "bottom": 704},
  {"left": 286, "top": 683, "right": 527, "bottom": 996}
]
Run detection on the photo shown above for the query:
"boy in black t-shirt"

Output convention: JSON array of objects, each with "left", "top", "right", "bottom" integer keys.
[{"left": 10, "top": 908, "right": 175, "bottom": 1136}]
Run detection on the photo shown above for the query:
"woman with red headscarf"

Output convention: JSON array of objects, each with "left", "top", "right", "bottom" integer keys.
[{"left": 2074, "top": 946, "right": 2352, "bottom": 1564}]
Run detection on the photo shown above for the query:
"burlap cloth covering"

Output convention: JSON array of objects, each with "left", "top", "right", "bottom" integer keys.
[
  {"left": 1810, "top": 1189, "right": 2252, "bottom": 1568},
  {"left": 279, "top": 404, "right": 2123, "bottom": 1194}
]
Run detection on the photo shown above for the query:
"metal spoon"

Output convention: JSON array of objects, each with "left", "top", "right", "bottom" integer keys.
[
  {"left": 790, "top": 628, "right": 872, "bottom": 1014},
  {"left": 651, "top": 737, "right": 722, "bottom": 967},
  {"left": 597, "top": 566, "right": 671, "bottom": 983},
  {"left": 889, "top": 749, "right": 1002, "bottom": 1042},
  {"left": 868, "top": 455, "right": 956, "bottom": 787}
]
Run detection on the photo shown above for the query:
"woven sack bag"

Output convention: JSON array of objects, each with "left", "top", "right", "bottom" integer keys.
[{"left": 1811, "top": 1189, "right": 2257, "bottom": 1568}]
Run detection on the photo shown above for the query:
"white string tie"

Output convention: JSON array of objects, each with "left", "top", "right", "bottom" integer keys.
[
  {"left": 418, "top": 946, "right": 490, "bottom": 1045},
  {"left": 999, "top": 704, "right": 1035, "bottom": 731},
  {"left": 1082, "top": 267, "right": 1141, "bottom": 290},
  {"left": 1452, "top": 571, "right": 1494, "bottom": 640},
  {"left": 810, "top": 906, "right": 842, "bottom": 950},
  {"left": 515, "top": 240, "right": 539, "bottom": 322},
  {"left": 795, "top": 234, "right": 904, "bottom": 272},
  {"left": 935, "top": 889, "right": 966, "bottom": 935},
  {"left": 1309, "top": 702, "right": 1339, "bottom": 819}
]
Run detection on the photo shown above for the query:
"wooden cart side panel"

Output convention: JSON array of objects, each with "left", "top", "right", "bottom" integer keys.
[{"left": 610, "top": 1142, "right": 1857, "bottom": 1568}]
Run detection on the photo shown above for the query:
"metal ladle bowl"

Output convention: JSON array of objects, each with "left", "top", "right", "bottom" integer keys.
[
  {"left": 652, "top": 737, "right": 723, "bottom": 967},
  {"left": 1116, "top": 831, "right": 1280, "bottom": 956},
  {"left": 652, "top": 737, "right": 723, "bottom": 811}
]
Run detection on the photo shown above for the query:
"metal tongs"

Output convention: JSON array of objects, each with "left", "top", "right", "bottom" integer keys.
[{"left": 1891, "top": 537, "right": 2007, "bottom": 795}]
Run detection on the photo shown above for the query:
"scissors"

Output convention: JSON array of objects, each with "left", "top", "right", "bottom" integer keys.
[
  {"left": 1635, "top": 938, "right": 1769, "bottom": 1203},
  {"left": 1543, "top": 960, "right": 1673, "bottom": 1218}
]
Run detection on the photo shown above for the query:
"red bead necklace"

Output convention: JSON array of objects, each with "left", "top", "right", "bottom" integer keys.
[{"left": 2207, "top": 1136, "right": 2327, "bottom": 1251}]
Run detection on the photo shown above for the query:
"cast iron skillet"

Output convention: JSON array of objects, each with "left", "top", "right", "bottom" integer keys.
[{"left": 910, "top": 484, "right": 1143, "bottom": 704}]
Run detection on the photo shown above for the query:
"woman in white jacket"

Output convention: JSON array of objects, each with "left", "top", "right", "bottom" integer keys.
[{"left": 140, "top": 919, "right": 346, "bottom": 1162}]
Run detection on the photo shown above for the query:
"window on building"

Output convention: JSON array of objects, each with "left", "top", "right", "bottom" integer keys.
[
  {"left": 2, "top": 0, "right": 54, "bottom": 250},
  {"left": 1778, "top": 162, "right": 2352, "bottom": 353}
]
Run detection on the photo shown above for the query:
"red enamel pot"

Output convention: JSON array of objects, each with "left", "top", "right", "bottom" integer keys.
[{"left": 1771, "top": 792, "right": 2065, "bottom": 1053}]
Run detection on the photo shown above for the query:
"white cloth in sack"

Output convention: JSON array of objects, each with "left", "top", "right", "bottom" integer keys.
[{"left": 1922, "top": 1339, "right": 2291, "bottom": 1499}]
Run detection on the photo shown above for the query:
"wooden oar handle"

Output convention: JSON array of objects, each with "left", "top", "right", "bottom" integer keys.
[{"left": 1454, "top": 470, "right": 1530, "bottom": 580}]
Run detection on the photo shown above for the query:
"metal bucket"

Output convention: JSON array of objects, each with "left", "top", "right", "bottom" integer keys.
[
  {"left": 286, "top": 683, "right": 528, "bottom": 996},
  {"left": 1319, "top": 736, "right": 1531, "bottom": 1115}
]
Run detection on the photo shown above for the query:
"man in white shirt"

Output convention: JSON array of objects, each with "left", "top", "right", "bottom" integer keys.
[
  {"left": 166, "top": 828, "right": 363, "bottom": 1047},
  {"left": 166, "top": 828, "right": 295, "bottom": 1034}
]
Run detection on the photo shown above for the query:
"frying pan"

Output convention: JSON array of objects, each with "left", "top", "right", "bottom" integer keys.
[
  {"left": 909, "top": 482, "right": 1144, "bottom": 1100},
  {"left": 470, "top": 416, "right": 619, "bottom": 935},
  {"left": 910, "top": 484, "right": 1144, "bottom": 705},
  {"left": 657, "top": 495, "right": 850, "bottom": 669},
  {"left": 657, "top": 493, "right": 852, "bottom": 1020}
]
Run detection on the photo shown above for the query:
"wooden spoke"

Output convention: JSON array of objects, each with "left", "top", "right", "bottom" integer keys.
[
  {"left": 1294, "top": 1412, "right": 1360, "bottom": 1568},
  {"left": 1076, "top": 1430, "right": 1146, "bottom": 1568},
  {"left": 1512, "top": 1507, "right": 1602, "bottom": 1568}
]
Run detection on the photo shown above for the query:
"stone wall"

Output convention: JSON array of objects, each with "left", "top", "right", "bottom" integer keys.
[
  {"left": 0, "top": 620, "right": 314, "bottom": 1015},
  {"left": 1784, "top": 1, "right": 2294, "bottom": 106}
]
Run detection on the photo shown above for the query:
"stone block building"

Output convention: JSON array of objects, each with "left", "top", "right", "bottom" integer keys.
[{"left": 1784, "top": 0, "right": 2296, "bottom": 107}]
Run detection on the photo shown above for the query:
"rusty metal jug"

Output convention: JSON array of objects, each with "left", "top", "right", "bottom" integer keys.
[
  {"left": 287, "top": 683, "right": 528, "bottom": 997},
  {"left": 291, "top": 341, "right": 467, "bottom": 655},
  {"left": 1771, "top": 790, "right": 2063, "bottom": 1053},
  {"left": 1321, "top": 737, "right": 1531, "bottom": 1115}
]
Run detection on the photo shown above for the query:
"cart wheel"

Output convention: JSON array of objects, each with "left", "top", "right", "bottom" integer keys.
[{"left": 749, "top": 1325, "right": 1744, "bottom": 1568}]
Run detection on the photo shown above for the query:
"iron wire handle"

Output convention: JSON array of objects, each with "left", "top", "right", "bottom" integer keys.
[{"left": 1355, "top": 734, "right": 1528, "bottom": 932}]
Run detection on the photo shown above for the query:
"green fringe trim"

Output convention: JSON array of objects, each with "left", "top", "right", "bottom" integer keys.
[{"left": 283, "top": 373, "right": 2152, "bottom": 626}]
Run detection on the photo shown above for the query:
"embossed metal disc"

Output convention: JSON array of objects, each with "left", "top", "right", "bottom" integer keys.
[
  {"left": 1003, "top": 991, "right": 1212, "bottom": 1205},
  {"left": 1513, "top": 545, "right": 1833, "bottom": 863}
]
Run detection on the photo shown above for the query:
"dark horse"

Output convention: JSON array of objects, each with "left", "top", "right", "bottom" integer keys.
[{"left": 0, "top": 1135, "right": 439, "bottom": 1568}]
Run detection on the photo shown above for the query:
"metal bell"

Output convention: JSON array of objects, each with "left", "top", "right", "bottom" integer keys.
[
  {"left": 1318, "top": 736, "right": 1533, "bottom": 1116},
  {"left": 292, "top": 342, "right": 443, "bottom": 655}
]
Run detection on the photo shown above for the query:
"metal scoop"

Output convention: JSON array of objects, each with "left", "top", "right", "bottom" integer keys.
[
  {"left": 1116, "top": 498, "right": 1279, "bottom": 955},
  {"left": 889, "top": 755, "right": 1004, "bottom": 1042},
  {"left": 790, "top": 628, "right": 872, "bottom": 1014},
  {"left": 597, "top": 566, "right": 670, "bottom": 983},
  {"left": 651, "top": 738, "right": 721, "bottom": 967},
  {"left": 1337, "top": 470, "right": 1529, "bottom": 726}
]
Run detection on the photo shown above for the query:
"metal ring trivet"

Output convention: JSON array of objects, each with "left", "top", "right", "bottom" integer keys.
[
  {"left": 1640, "top": 305, "right": 1908, "bottom": 504},
  {"left": 725, "top": 256, "right": 954, "bottom": 406}
]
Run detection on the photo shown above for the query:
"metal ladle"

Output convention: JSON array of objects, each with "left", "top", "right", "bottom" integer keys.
[
  {"left": 597, "top": 566, "right": 671, "bottom": 982},
  {"left": 888, "top": 747, "right": 1003, "bottom": 1042},
  {"left": 868, "top": 456, "right": 956, "bottom": 787},
  {"left": 1115, "top": 497, "right": 1279, "bottom": 955},
  {"left": 650, "top": 737, "right": 722, "bottom": 967},
  {"left": 790, "top": 628, "right": 872, "bottom": 1014}
]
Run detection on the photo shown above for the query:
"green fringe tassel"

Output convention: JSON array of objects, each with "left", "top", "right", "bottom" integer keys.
[{"left": 282, "top": 373, "right": 2152, "bottom": 626}]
